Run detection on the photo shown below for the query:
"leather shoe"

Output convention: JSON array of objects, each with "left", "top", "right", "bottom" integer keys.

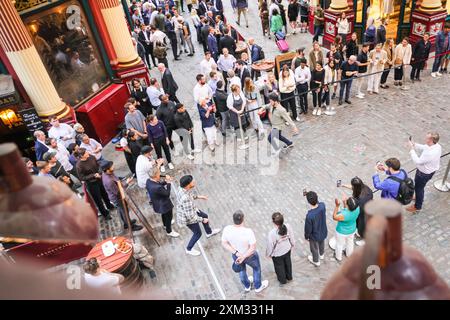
[
  {"left": 338, "top": 100, "right": 343, "bottom": 105},
  {"left": 345, "top": 100, "right": 351, "bottom": 104}
]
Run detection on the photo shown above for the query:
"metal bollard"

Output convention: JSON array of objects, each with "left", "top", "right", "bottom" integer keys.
[
  {"left": 237, "top": 113, "right": 249, "bottom": 150},
  {"left": 434, "top": 159, "right": 450, "bottom": 192}
]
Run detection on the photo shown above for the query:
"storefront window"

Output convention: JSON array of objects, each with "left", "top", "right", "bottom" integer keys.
[
  {"left": 23, "top": 1, "right": 109, "bottom": 106},
  {"left": 403, "top": 0, "right": 413, "bottom": 23}
]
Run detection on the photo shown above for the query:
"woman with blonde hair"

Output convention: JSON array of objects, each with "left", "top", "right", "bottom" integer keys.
[
  {"left": 279, "top": 65, "right": 298, "bottom": 121},
  {"left": 380, "top": 38, "right": 394, "bottom": 88},
  {"left": 392, "top": 37, "right": 412, "bottom": 86},
  {"left": 244, "top": 77, "right": 265, "bottom": 140}
]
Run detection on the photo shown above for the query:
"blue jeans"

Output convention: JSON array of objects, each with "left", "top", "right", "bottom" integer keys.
[
  {"left": 186, "top": 210, "right": 212, "bottom": 250},
  {"left": 313, "top": 25, "right": 323, "bottom": 42},
  {"left": 268, "top": 128, "right": 292, "bottom": 151},
  {"left": 339, "top": 78, "right": 353, "bottom": 102},
  {"left": 233, "top": 252, "right": 262, "bottom": 290},
  {"left": 432, "top": 54, "right": 443, "bottom": 73},
  {"left": 414, "top": 170, "right": 435, "bottom": 210}
]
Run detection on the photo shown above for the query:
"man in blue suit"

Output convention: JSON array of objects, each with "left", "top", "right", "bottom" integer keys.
[
  {"left": 207, "top": 27, "right": 219, "bottom": 60},
  {"left": 146, "top": 166, "right": 180, "bottom": 238},
  {"left": 34, "top": 130, "right": 49, "bottom": 161}
]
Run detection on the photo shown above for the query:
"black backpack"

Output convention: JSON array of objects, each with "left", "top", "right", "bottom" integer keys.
[{"left": 387, "top": 169, "right": 415, "bottom": 205}]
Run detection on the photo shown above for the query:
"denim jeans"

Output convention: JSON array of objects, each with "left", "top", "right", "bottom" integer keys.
[
  {"left": 414, "top": 170, "right": 435, "bottom": 210},
  {"left": 313, "top": 25, "right": 323, "bottom": 42},
  {"left": 432, "top": 55, "right": 443, "bottom": 73},
  {"left": 233, "top": 252, "right": 262, "bottom": 290},
  {"left": 268, "top": 128, "right": 292, "bottom": 151},
  {"left": 186, "top": 210, "right": 212, "bottom": 250},
  {"left": 339, "top": 78, "right": 353, "bottom": 102}
]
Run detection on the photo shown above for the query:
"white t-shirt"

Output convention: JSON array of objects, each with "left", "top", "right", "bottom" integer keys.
[
  {"left": 48, "top": 123, "right": 75, "bottom": 148},
  {"left": 135, "top": 154, "right": 154, "bottom": 188},
  {"left": 221, "top": 225, "right": 256, "bottom": 254},
  {"left": 84, "top": 272, "right": 121, "bottom": 295}
]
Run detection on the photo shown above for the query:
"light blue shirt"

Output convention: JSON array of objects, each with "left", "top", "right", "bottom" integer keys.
[{"left": 146, "top": 85, "right": 164, "bottom": 108}]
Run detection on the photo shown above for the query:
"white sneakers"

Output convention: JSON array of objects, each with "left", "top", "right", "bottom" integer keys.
[
  {"left": 244, "top": 276, "right": 254, "bottom": 292},
  {"left": 316, "top": 108, "right": 322, "bottom": 116},
  {"left": 160, "top": 165, "right": 166, "bottom": 173},
  {"left": 187, "top": 154, "right": 195, "bottom": 160},
  {"left": 185, "top": 248, "right": 201, "bottom": 256},
  {"left": 295, "top": 116, "right": 301, "bottom": 121},
  {"left": 312, "top": 108, "right": 317, "bottom": 116},
  {"left": 167, "top": 231, "right": 180, "bottom": 238},
  {"left": 355, "top": 239, "right": 366, "bottom": 246},
  {"left": 168, "top": 162, "right": 175, "bottom": 170},
  {"left": 355, "top": 93, "right": 365, "bottom": 99},
  {"left": 437, "top": 72, "right": 443, "bottom": 76},
  {"left": 192, "top": 149, "right": 202, "bottom": 153},
  {"left": 320, "top": 254, "right": 325, "bottom": 260},
  {"left": 308, "top": 255, "right": 320, "bottom": 266},
  {"left": 255, "top": 280, "right": 269, "bottom": 293},
  {"left": 206, "top": 228, "right": 222, "bottom": 238},
  {"left": 431, "top": 72, "right": 437, "bottom": 78}
]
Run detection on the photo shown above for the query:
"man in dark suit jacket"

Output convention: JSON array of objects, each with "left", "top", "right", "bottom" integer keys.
[
  {"left": 200, "top": 19, "right": 211, "bottom": 53},
  {"left": 235, "top": 60, "right": 250, "bottom": 88},
  {"left": 207, "top": 27, "right": 219, "bottom": 60},
  {"left": 137, "top": 25, "right": 156, "bottom": 68},
  {"left": 34, "top": 130, "right": 49, "bottom": 161},
  {"left": 213, "top": 0, "right": 224, "bottom": 17},
  {"left": 158, "top": 64, "right": 179, "bottom": 103},
  {"left": 219, "top": 27, "right": 236, "bottom": 55},
  {"left": 146, "top": 166, "right": 179, "bottom": 237},
  {"left": 197, "top": 0, "right": 208, "bottom": 17}
]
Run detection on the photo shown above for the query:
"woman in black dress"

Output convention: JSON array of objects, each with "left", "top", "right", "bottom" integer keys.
[
  {"left": 288, "top": 0, "right": 300, "bottom": 34},
  {"left": 130, "top": 78, "right": 153, "bottom": 117},
  {"left": 310, "top": 62, "right": 325, "bottom": 116},
  {"left": 410, "top": 32, "right": 431, "bottom": 82}
]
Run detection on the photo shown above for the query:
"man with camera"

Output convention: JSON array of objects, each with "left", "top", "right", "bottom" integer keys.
[{"left": 372, "top": 158, "right": 407, "bottom": 199}]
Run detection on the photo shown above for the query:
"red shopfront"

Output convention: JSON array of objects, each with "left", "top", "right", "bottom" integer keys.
[{"left": 0, "top": 0, "right": 149, "bottom": 145}]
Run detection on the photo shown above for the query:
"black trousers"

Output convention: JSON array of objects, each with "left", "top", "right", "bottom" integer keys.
[
  {"left": 271, "top": 250, "right": 293, "bottom": 284},
  {"left": 394, "top": 65, "right": 403, "bottom": 81},
  {"left": 86, "top": 180, "right": 113, "bottom": 217},
  {"left": 312, "top": 88, "right": 323, "bottom": 108},
  {"left": 169, "top": 37, "right": 178, "bottom": 59},
  {"left": 166, "top": 127, "right": 175, "bottom": 150},
  {"left": 380, "top": 68, "right": 390, "bottom": 84},
  {"left": 123, "top": 151, "right": 135, "bottom": 174},
  {"left": 296, "top": 83, "right": 308, "bottom": 113},
  {"left": 410, "top": 66, "right": 422, "bottom": 80},
  {"left": 168, "top": 93, "right": 180, "bottom": 104},
  {"left": 153, "top": 136, "right": 172, "bottom": 163},
  {"left": 280, "top": 91, "right": 297, "bottom": 119},
  {"left": 161, "top": 209, "right": 173, "bottom": 234}
]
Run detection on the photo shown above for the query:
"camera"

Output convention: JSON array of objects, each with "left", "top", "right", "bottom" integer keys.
[
  {"left": 302, "top": 188, "right": 307, "bottom": 196},
  {"left": 336, "top": 180, "right": 341, "bottom": 187}
]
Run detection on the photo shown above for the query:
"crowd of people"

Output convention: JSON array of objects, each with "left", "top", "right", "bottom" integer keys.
[{"left": 23, "top": 0, "right": 448, "bottom": 295}]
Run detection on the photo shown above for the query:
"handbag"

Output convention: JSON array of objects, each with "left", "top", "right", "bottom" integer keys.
[{"left": 269, "top": 234, "right": 293, "bottom": 257}]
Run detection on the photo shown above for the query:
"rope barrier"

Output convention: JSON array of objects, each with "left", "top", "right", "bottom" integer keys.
[{"left": 239, "top": 48, "right": 450, "bottom": 113}]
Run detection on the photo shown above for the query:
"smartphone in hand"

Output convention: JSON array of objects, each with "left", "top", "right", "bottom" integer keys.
[{"left": 302, "top": 188, "right": 307, "bottom": 196}]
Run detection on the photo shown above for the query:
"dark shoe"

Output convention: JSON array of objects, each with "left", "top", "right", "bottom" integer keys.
[
  {"left": 236, "top": 21, "right": 240, "bottom": 26},
  {"left": 104, "top": 214, "right": 112, "bottom": 220},
  {"left": 399, "top": 82, "right": 403, "bottom": 86},
  {"left": 132, "top": 224, "right": 144, "bottom": 232},
  {"left": 130, "top": 219, "right": 137, "bottom": 225},
  {"left": 416, "top": 78, "right": 421, "bottom": 82},
  {"left": 188, "top": 53, "right": 194, "bottom": 56},
  {"left": 184, "top": 49, "right": 188, "bottom": 53},
  {"left": 338, "top": 100, "right": 343, "bottom": 105},
  {"left": 148, "top": 270, "right": 157, "bottom": 279},
  {"left": 345, "top": 100, "right": 351, "bottom": 104},
  {"left": 175, "top": 57, "right": 181, "bottom": 61},
  {"left": 331, "top": 93, "right": 336, "bottom": 99},
  {"left": 410, "top": 79, "right": 415, "bottom": 83}
]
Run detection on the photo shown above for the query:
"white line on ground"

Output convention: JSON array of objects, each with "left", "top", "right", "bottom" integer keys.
[{"left": 198, "top": 241, "right": 227, "bottom": 300}]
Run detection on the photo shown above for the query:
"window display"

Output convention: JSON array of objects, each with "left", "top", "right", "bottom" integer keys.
[{"left": 24, "top": 1, "right": 109, "bottom": 106}]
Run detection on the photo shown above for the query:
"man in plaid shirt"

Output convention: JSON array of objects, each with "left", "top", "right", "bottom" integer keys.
[{"left": 176, "top": 175, "right": 221, "bottom": 256}]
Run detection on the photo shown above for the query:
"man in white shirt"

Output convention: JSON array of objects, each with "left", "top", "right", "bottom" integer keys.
[
  {"left": 200, "top": 51, "right": 218, "bottom": 78},
  {"left": 217, "top": 48, "right": 236, "bottom": 85},
  {"left": 80, "top": 134, "right": 103, "bottom": 161},
  {"left": 47, "top": 137, "right": 73, "bottom": 173},
  {"left": 149, "top": 26, "right": 167, "bottom": 46},
  {"left": 407, "top": 132, "right": 442, "bottom": 213},
  {"left": 221, "top": 210, "right": 269, "bottom": 293},
  {"left": 48, "top": 117, "right": 75, "bottom": 148},
  {"left": 193, "top": 74, "right": 213, "bottom": 106},
  {"left": 226, "top": 69, "right": 241, "bottom": 90},
  {"left": 136, "top": 145, "right": 159, "bottom": 189},
  {"left": 294, "top": 58, "right": 311, "bottom": 115},
  {"left": 146, "top": 78, "right": 165, "bottom": 109}
]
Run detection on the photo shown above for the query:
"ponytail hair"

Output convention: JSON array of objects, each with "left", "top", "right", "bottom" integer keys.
[{"left": 272, "top": 212, "right": 287, "bottom": 236}]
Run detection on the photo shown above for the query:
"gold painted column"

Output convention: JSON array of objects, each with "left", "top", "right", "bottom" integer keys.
[
  {"left": 418, "top": 0, "right": 443, "bottom": 12},
  {"left": 329, "top": 0, "right": 349, "bottom": 11},
  {"left": 0, "top": 0, "right": 69, "bottom": 119},
  {"left": 98, "top": 0, "right": 141, "bottom": 68}
]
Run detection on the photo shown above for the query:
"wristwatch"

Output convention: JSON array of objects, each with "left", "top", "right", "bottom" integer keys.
[{"left": 234, "top": 250, "right": 238, "bottom": 255}]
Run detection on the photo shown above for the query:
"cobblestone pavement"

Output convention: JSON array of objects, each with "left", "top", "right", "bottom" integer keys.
[{"left": 93, "top": 1, "right": 450, "bottom": 299}]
